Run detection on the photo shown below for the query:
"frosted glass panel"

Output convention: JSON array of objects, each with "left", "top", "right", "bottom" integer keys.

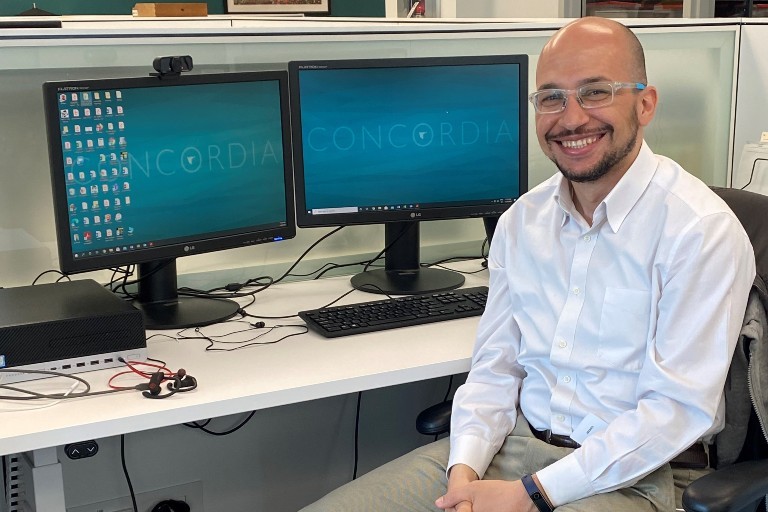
[
  {"left": 639, "top": 29, "right": 735, "bottom": 186},
  {"left": 0, "top": 23, "right": 736, "bottom": 287}
]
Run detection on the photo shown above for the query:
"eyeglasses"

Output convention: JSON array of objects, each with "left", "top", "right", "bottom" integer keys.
[{"left": 528, "top": 81, "right": 647, "bottom": 114}]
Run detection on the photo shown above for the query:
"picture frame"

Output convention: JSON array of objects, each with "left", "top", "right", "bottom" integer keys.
[{"left": 226, "top": 0, "right": 330, "bottom": 14}]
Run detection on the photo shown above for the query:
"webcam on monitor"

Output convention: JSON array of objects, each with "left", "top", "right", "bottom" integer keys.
[{"left": 152, "top": 55, "right": 193, "bottom": 79}]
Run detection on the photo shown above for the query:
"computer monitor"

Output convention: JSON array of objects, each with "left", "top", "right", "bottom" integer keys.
[
  {"left": 289, "top": 55, "right": 528, "bottom": 295},
  {"left": 43, "top": 71, "right": 296, "bottom": 329}
]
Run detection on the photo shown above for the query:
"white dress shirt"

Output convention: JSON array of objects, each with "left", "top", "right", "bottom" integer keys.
[{"left": 447, "top": 142, "right": 756, "bottom": 506}]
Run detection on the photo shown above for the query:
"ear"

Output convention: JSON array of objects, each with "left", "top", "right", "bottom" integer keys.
[{"left": 636, "top": 85, "right": 658, "bottom": 127}]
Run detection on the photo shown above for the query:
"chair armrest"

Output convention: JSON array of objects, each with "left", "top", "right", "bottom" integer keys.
[
  {"left": 416, "top": 400, "right": 452, "bottom": 436},
  {"left": 682, "top": 459, "right": 768, "bottom": 512}
]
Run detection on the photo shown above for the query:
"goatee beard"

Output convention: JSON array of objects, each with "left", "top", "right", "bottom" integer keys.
[{"left": 550, "top": 123, "right": 638, "bottom": 183}]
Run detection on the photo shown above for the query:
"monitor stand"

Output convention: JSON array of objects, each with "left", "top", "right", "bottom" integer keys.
[
  {"left": 350, "top": 221, "right": 465, "bottom": 295},
  {"left": 132, "top": 259, "right": 239, "bottom": 330}
]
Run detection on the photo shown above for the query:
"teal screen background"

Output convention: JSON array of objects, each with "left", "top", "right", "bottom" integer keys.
[
  {"left": 297, "top": 63, "right": 522, "bottom": 211},
  {"left": 59, "top": 79, "right": 288, "bottom": 255}
]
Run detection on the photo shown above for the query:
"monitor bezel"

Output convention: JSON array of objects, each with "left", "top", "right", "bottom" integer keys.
[
  {"left": 288, "top": 54, "right": 529, "bottom": 229},
  {"left": 44, "top": 71, "right": 296, "bottom": 275}
]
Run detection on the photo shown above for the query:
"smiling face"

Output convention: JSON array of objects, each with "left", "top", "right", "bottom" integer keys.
[{"left": 535, "top": 18, "right": 657, "bottom": 185}]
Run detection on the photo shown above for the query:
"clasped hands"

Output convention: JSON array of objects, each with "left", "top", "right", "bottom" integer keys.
[{"left": 435, "top": 464, "right": 539, "bottom": 512}]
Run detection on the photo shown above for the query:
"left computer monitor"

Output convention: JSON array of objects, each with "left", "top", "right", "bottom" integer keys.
[{"left": 43, "top": 71, "right": 296, "bottom": 329}]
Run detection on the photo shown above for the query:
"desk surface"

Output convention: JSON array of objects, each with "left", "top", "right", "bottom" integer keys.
[{"left": 0, "top": 262, "right": 486, "bottom": 456}]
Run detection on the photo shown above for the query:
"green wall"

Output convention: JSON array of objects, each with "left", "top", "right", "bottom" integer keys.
[{"left": 1, "top": 0, "right": 384, "bottom": 17}]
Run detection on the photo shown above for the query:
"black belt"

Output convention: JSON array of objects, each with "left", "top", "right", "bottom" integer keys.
[
  {"left": 670, "top": 442, "right": 709, "bottom": 469},
  {"left": 531, "top": 426, "right": 581, "bottom": 449},
  {"left": 531, "top": 425, "right": 709, "bottom": 469}
]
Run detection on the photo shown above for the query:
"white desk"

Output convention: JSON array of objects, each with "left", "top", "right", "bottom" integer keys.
[{"left": 1, "top": 263, "right": 486, "bottom": 511}]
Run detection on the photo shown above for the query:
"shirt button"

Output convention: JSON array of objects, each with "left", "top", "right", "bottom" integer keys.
[
  {"left": 583, "top": 235, "right": 591, "bottom": 242},
  {"left": 573, "top": 287, "right": 580, "bottom": 295},
  {"left": 556, "top": 415, "right": 565, "bottom": 422},
  {"left": 558, "top": 339, "right": 567, "bottom": 348},
  {"left": 563, "top": 375, "right": 572, "bottom": 384}
]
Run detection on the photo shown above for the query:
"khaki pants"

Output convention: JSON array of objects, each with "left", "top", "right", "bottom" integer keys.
[{"left": 300, "top": 414, "right": 709, "bottom": 512}]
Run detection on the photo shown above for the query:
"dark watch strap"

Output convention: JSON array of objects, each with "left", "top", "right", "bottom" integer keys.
[{"left": 521, "top": 473, "right": 554, "bottom": 512}]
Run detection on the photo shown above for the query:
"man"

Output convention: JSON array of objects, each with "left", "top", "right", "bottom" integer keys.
[{"left": 302, "top": 17, "right": 755, "bottom": 512}]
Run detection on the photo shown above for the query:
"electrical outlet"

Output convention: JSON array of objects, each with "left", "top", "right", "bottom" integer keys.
[{"left": 66, "top": 481, "right": 202, "bottom": 512}]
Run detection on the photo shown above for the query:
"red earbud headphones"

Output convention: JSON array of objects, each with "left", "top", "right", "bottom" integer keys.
[
  {"left": 140, "top": 369, "right": 198, "bottom": 399},
  {"left": 110, "top": 360, "right": 198, "bottom": 399}
]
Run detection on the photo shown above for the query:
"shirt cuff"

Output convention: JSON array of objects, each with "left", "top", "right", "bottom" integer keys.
[
  {"left": 535, "top": 453, "right": 594, "bottom": 507},
  {"left": 447, "top": 434, "right": 497, "bottom": 479}
]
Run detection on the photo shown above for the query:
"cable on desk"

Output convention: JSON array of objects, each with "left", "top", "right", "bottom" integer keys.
[
  {"left": 30, "top": 269, "right": 71, "bottom": 285},
  {"left": 177, "top": 275, "right": 274, "bottom": 300},
  {"left": 285, "top": 223, "right": 413, "bottom": 282},
  {"left": 175, "top": 322, "right": 308, "bottom": 352},
  {"left": 312, "top": 259, "right": 382, "bottom": 281},
  {"left": 0, "top": 370, "right": 96, "bottom": 400},
  {"left": 120, "top": 434, "right": 139, "bottom": 512},
  {"left": 235, "top": 282, "right": 392, "bottom": 323},
  {"left": 421, "top": 238, "right": 489, "bottom": 273},
  {"left": 108, "top": 226, "right": 348, "bottom": 305},
  {"left": 237, "top": 309, "right": 300, "bottom": 321},
  {"left": 0, "top": 361, "right": 197, "bottom": 402}
]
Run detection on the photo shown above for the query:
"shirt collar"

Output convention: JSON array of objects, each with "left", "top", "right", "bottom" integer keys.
[
  {"left": 551, "top": 140, "right": 657, "bottom": 232},
  {"left": 602, "top": 141, "right": 657, "bottom": 233},
  {"left": 553, "top": 177, "right": 576, "bottom": 227}
]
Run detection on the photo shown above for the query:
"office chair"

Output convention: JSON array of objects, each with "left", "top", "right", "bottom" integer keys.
[
  {"left": 416, "top": 186, "right": 768, "bottom": 512},
  {"left": 682, "top": 186, "right": 768, "bottom": 512}
]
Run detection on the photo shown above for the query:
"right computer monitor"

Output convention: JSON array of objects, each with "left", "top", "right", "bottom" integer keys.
[{"left": 289, "top": 55, "right": 528, "bottom": 295}]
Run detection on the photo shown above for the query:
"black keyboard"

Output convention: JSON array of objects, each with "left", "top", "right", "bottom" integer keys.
[{"left": 299, "top": 286, "right": 488, "bottom": 338}]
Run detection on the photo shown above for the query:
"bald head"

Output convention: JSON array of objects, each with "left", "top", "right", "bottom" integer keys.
[
  {"left": 541, "top": 17, "right": 647, "bottom": 85},
  {"left": 532, "top": 16, "right": 658, "bottom": 191}
]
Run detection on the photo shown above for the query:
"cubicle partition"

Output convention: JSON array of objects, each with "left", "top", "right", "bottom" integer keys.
[
  {"left": 0, "top": 18, "right": 738, "bottom": 290},
  {"left": 732, "top": 21, "right": 768, "bottom": 192}
]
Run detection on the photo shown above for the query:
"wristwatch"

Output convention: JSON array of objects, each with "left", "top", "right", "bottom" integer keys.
[{"left": 521, "top": 473, "right": 554, "bottom": 512}]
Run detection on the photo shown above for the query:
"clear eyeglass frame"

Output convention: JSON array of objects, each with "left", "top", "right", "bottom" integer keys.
[{"left": 528, "top": 81, "right": 647, "bottom": 114}]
